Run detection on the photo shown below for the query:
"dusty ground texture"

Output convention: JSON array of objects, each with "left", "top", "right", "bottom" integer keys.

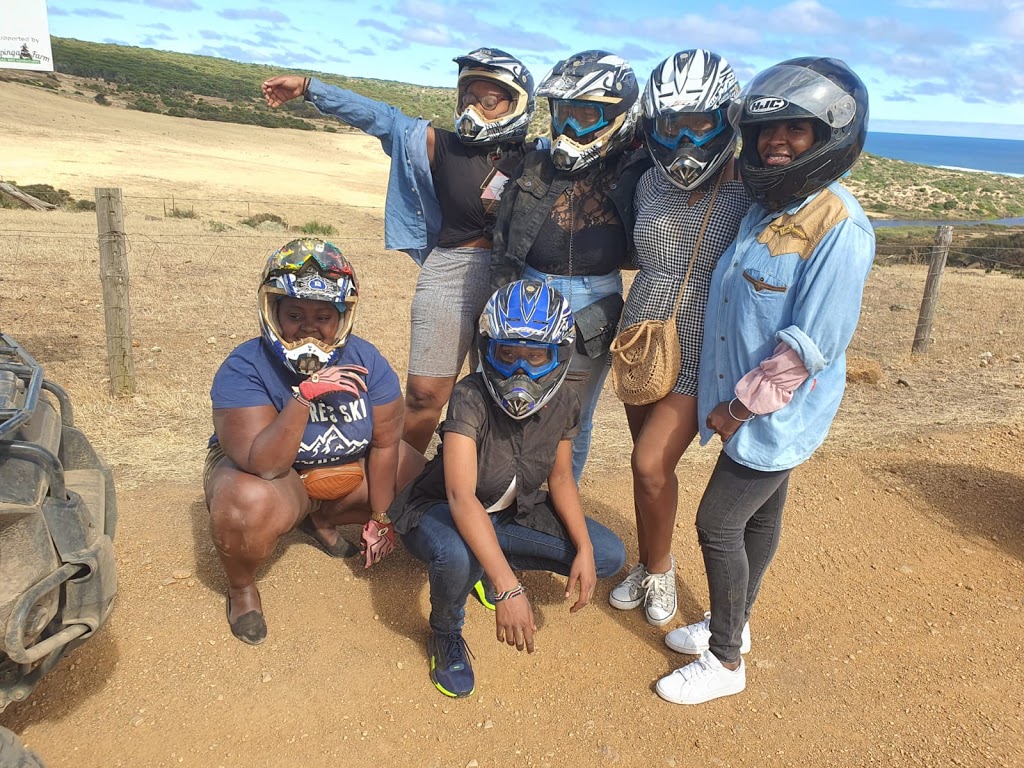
[{"left": 1, "top": 81, "right": 1023, "bottom": 768}]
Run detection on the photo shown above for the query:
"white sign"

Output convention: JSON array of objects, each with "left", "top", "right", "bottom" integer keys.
[{"left": 0, "top": 0, "right": 54, "bottom": 72}]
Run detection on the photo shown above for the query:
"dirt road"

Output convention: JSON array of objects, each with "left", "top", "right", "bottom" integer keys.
[{"left": 1, "top": 80, "right": 1023, "bottom": 768}]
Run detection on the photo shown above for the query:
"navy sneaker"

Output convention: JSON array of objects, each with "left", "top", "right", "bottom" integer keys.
[
  {"left": 427, "top": 631, "right": 475, "bottom": 698},
  {"left": 472, "top": 578, "right": 496, "bottom": 611}
]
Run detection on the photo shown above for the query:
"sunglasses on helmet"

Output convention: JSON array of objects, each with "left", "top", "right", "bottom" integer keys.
[
  {"left": 486, "top": 340, "right": 559, "bottom": 379},
  {"left": 652, "top": 109, "right": 727, "bottom": 149},
  {"left": 551, "top": 99, "right": 609, "bottom": 137},
  {"left": 268, "top": 243, "right": 352, "bottom": 280}
]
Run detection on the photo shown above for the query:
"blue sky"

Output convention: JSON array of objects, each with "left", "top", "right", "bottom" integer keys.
[{"left": 43, "top": 0, "right": 1024, "bottom": 139}]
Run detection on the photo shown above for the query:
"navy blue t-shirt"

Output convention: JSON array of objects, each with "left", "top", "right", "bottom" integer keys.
[{"left": 209, "top": 336, "right": 401, "bottom": 470}]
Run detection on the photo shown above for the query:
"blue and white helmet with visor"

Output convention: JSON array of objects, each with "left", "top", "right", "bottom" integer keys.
[
  {"left": 478, "top": 280, "right": 575, "bottom": 419},
  {"left": 642, "top": 49, "right": 740, "bottom": 191},
  {"left": 258, "top": 238, "right": 359, "bottom": 376}
]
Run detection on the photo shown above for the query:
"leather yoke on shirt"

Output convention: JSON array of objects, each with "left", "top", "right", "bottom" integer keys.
[{"left": 757, "top": 188, "right": 850, "bottom": 260}]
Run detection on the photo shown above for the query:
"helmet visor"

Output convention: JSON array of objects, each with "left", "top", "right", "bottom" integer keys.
[
  {"left": 653, "top": 109, "right": 726, "bottom": 149},
  {"left": 487, "top": 340, "right": 558, "bottom": 379},
  {"left": 551, "top": 99, "right": 608, "bottom": 137},
  {"left": 740, "top": 65, "right": 857, "bottom": 128}
]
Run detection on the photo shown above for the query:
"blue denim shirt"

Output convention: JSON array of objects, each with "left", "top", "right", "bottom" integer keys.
[
  {"left": 306, "top": 78, "right": 439, "bottom": 265},
  {"left": 698, "top": 182, "right": 875, "bottom": 471}
]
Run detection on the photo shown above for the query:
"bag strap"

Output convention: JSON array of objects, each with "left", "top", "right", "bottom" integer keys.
[{"left": 667, "top": 173, "right": 723, "bottom": 324}]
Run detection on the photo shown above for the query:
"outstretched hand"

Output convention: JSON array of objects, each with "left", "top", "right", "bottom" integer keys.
[
  {"left": 262, "top": 75, "right": 306, "bottom": 108},
  {"left": 298, "top": 365, "right": 369, "bottom": 402}
]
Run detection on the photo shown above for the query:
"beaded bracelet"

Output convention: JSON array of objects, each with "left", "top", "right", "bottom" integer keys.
[
  {"left": 728, "top": 398, "right": 756, "bottom": 422},
  {"left": 293, "top": 391, "right": 312, "bottom": 409},
  {"left": 493, "top": 583, "right": 526, "bottom": 602}
]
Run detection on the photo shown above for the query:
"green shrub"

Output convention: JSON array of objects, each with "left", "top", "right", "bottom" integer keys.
[
  {"left": 299, "top": 220, "right": 337, "bottom": 236},
  {"left": 241, "top": 212, "right": 286, "bottom": 227},
  {"left": 72, "top": 199, "right": 96, "bottom": 212},
  {"left": 19, "top": 184, "right": 72, "bottom": 206},
  {"left": 206, "top": 220, "right": 229, "bottom": 232},
  {"left": 167, "top": 206, "right": 198, "bottom": 219}
]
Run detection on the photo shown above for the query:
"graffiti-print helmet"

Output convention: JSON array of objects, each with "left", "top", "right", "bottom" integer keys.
[
  {"left": 258, "top": 239, "right": 358, "bottom": 376},
  {"left": 538, "top": 50, "right": 640, "bottom": 174},
  {"left": 642, "top": 50, "right": 740, "bottom": 191},
  {"left": 453, "top": 47, "right": 535, "bottom": 145},
  {"left": 736, "top": 57, "right": 869, "bottom": 211},
  {"left": 477, "top": 280, "right": 575, "bottom": 419}
]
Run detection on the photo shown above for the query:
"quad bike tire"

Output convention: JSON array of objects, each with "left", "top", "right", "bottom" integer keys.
[{"left": 0, "top": 726, "right": 44, "bottom": 768}]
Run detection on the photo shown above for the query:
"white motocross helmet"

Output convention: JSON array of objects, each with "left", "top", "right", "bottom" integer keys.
[
  {"left": 642, "top": 50, "right": 740, "bottom": 191},
  {"left": 537, "top": 50, "right": 640, "bottom": 174},
  {"left": 453, "top": 47, "right": 535, "bottom": 145}
]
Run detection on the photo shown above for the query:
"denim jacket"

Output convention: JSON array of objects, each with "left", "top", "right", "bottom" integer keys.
[
  {"left": 697, "top": 182, "right": 875, "bottom": 471},
  {"left": 306, "top": 78, "right": 439, "bottom": 265},
  {"left": 489, "top": 148, "right": 652, "bottom": 292}
]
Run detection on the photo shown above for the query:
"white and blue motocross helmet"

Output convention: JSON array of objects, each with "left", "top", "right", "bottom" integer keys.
[
  {"left": 478, "top": 280, "right": 575, "bottom": 419},
  {"left": 257, "top": 238, "right": 358, "bottom": 376}
]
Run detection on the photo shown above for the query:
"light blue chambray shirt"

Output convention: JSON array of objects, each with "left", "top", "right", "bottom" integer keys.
[
  {"left": 698, "top": 181, "right": 875, "bottom": 471},
  {"left": 306, "top": 79, "right": 439, "bottom": 265}
]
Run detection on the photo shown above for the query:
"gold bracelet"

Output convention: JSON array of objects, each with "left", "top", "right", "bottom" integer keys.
[{"left": 370, "top": 510, "right": 391, "bottom": 524}]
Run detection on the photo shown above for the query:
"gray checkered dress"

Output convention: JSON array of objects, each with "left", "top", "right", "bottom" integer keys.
[{"left": 621, "top": 168, "right": 752, "bottom": 397}]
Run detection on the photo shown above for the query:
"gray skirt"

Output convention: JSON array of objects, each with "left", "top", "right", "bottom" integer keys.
[{"left": 409, "top": 246, "right": 492, "bottom": 378}]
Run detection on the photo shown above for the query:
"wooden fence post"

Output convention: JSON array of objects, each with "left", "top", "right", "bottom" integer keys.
[
  {"left": 911, "top": 224, "right": 954, "bottom": 355},
  {"left": 94, "top": 188, "right": 135, "bottom": 396}
]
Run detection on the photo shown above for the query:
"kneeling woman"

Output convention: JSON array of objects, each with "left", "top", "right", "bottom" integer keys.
[
  {"left": 206, "top": 239, "right": 423, "bottom": 645},
  {"left": 389, "top": 280, "right": 626, "bottom": 698}
]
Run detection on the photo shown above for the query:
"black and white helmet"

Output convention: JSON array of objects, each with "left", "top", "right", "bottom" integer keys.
[
  {"left": 453, "top": 47, "right": 535, "bottom": 145},
  {"left": 736, "top": 57, "right": 869, "bottom": 211},
  {"left": 537, "top": 50, "right": 640, "bottom": 174},
  {"left": 642, "top": 50, "right": 740, "bottom": 191}
]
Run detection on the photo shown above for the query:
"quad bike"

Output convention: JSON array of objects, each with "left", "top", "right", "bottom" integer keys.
[{"left": 0, "top": 334, "right": 118, "bottom": 766}]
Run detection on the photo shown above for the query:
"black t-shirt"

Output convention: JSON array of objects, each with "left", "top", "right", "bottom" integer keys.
[
  {"left": 524, "top": 164, "right": 628, "bottom": 275},
  {"left": 431, "top": 128, "right": 529, "bottom": 248},
  {"left": 390, "top": 373, "right": 580, "bottom": 539}
]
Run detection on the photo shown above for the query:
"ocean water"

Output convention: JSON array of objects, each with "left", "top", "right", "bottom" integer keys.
[{"left": 864, "top": 132, "right": 1024, "bottom": 176}]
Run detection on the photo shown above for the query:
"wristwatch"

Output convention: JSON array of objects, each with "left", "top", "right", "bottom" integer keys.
[{"left": 370, "top": 511, "right": 392, "bottom": 525}]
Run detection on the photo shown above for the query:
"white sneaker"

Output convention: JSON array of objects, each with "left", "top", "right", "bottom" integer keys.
[
  {"left": 609, "top": 563, "right": 648, "bottom": 610},
  {"left": 665, "top": 611, "right": 751, "bottom": 655},
  {"left": 641, "top": 559, "right": 677, "bottom": 627},
  {"left": 655, "top": 650, "right": 746, "bottom": 705}
]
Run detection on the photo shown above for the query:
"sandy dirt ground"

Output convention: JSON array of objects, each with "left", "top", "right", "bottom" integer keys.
[{"left": 1, "top": 81, "right": 1024, "bottom": 768}]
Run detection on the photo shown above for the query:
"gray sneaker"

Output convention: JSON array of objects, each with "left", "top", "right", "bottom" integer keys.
[
  {"left": 608, "top": 563, "right": 649, "bottom": 610},
  {"left": 642, "top": 558, "right": 677, "bottom": 626}
]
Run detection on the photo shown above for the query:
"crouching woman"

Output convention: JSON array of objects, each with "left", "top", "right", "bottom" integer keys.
[
  {"left": 388, "top": 280, "right": 626, "bottom": 698},
  {"left": 205, "top": 239, "right": 422, "bottom": 645}
]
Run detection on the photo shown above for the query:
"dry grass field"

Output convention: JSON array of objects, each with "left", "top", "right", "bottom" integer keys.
[{"left": 2, "top": 80, "right": 1024, "bottom": 768}]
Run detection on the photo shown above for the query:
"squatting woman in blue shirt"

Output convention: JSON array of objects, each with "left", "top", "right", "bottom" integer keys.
[
  {"left": 653, "top": 58, "right": 876, "bottom": 706},
  {"left": 205, "top": 239, "right": 423, "bottom": 645}
]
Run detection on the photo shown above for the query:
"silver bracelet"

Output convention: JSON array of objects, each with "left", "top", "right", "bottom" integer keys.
[{"left": 728, "top": 398, "right": 756, "bottom": 422}]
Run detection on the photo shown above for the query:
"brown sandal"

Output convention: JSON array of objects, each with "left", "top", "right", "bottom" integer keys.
[
  {"left": 298, "top": 516, "right": 359, "bottom": 558},
  {"left": 226, "top": 592, "right": 267, "bottom": 646}
]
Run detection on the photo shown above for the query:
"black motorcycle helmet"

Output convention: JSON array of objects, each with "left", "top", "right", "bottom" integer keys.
[{"left": 736, "top": 57, "right": 868, "bottom": 211}]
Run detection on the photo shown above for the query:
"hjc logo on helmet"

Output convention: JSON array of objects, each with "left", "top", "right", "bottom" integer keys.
[{"left": 748, "top": 97, "right": 789, "bottom": 114}]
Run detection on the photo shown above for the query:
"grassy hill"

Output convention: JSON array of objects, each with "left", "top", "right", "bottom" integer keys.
[{"left": 3, "top": 37, "right": 1024, "bottom": 222}]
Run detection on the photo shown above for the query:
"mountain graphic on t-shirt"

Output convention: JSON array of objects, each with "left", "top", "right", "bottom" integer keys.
[{"left": 302, "top": 424, "right": 370, "bottom": 458}]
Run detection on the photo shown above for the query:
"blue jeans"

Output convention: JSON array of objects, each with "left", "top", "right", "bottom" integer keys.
[
  {"left": 522, "top": 265, "right": 622, "bottom": 482},
  {"left": 695, "top": 452, "right": 792, "bottom": 664},
  {"left": 401, "top": 502, "right": 626, "bottom": 635}
]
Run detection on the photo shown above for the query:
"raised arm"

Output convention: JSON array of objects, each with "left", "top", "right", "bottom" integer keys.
[{"left": 261, "top": 75, "right": 436, "bottom": 164}]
